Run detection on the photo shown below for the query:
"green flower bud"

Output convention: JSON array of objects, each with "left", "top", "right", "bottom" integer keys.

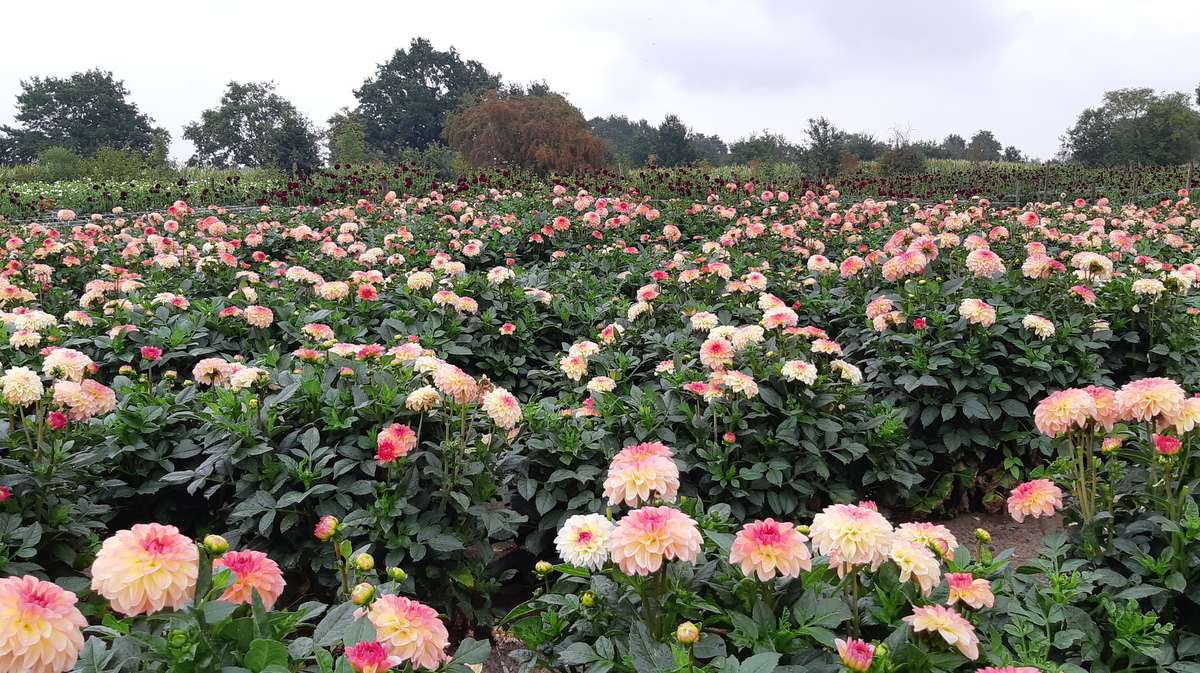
[
  {"left": 675, "top": 622, "right": 700, "bottom": 645},
  {"left": 353, "top": 552, "right": 375, "bottom": 572},
  {"left": 350, "top": 582, "right": 375, "bottom": 605},
  {"left": 202, "top": 534, "right": 229, "bottom": 555}
]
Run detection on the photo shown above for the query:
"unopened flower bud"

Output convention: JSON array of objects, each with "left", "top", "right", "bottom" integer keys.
[
  {"left": 350, "top": 582, "right": 375, "bottom": 605},
  {"left": 675, "top": 622, "right": 700, "bottom": 645},
  {"left": 202, "top": 534, "right": 229, "bottom": 555},
  {"left": 535, "top": 560, "right": 554, "bottom": 575},
  {"left": 314, "top": 515, "right": 339, "bottom": 542},
  {"left": 974, "top": 528, "right": 991, "bottom": 543},
  {"left": 353, "top": 552, "right": 375, "bottom": 571},
  {"left": 581, "top": 592, "right": 596, "bottom": 607},
  {"left": 387, "top": 567, "right": 408, "bottom": 582}
]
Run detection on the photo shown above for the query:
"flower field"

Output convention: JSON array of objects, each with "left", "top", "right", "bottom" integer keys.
[{"left": 3, "top": 179, "right": 1200, "bottom": 672}]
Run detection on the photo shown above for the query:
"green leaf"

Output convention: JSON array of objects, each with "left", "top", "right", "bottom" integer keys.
[
  {"left": 628, "top": 623, "right": 674, "bottom": 673},
  {"left": 558, "top": 642, "right": 599, "bottom": 665},
  {"left": 1116, "top": 585, "right": 1163, "bottom": 600},
  {"left": 739, "top": 652, "right": 781, "bottom": 673},
  {"left": 314, "top": 602, "right": 357, "bottom": 646},
  {"left": 1053, "top": 628, "right": 1084, "bottom": 649},
  {"left": 451, "top": 637, "right": 491, "bottom": 665},
  {"left": 244, "top": 639, "right": 290, "bottom": 673}
]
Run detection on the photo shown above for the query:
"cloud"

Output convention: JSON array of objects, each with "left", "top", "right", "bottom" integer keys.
[{"left": 0, "top": 0, "right": 1197, "bottom": 161}]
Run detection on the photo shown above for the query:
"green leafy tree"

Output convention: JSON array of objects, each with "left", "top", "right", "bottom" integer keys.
[
  {"left": 941, "top": 134, "right": 968, "bottom": 160},
  {"left": 0, "top": 69, "right": 165, "bottom": 164},
  {"left": 35, "top": 146, "right": 86, "bottom": 180},
  {"left": 966, "top": 130, "right": 1003, "bottom": 162},
  {"left": 689, "top": 132, "right": 729, "bottom": 165},
  {"left": 804, "top": 117, "right": 845, "bottom": 178},
  {"left": 729, "top": 131, "right": 799, "bottom": 164},
  {"left": 653, "top": 114, "right": 697, "bottom": 167},
  {"left": 589, "top": 115, "right": 655, "bottom": 168},
  {"left": 355, "top": 38, "right": 500, "bottom": 158},
  {"left": 1064, "top": 88, "right": 1200, "bottom": 166},
  {"left": 879, "top": 145, "right": 928, "bottom": 176},
  {"left": 1002, "top": 145, "right": 1024, "bottom": 162},
  {"left": 843, "top": 132, "right": 888, "bottom": 161},
  {"left": 326, "top": 108, "right": 368, "bottom": 165},
  {"left": 183, "top": 81, "right": 321, "bottom": 173}
]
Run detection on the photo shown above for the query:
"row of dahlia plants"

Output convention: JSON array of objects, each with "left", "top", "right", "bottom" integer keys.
[
  {"left": 1, "top": 522, "right": 488, "bottom": 672},
  {"left": 1, "top": 182, "right": 1200, "bottom": 672},
  {"left": 507, "top": 422, "right": 1191, "bottom": 673}
]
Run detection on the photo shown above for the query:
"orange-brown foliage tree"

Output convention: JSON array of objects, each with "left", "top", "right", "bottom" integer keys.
[{"left": 444, "top": 90, "right": 608, "bottom": 174}]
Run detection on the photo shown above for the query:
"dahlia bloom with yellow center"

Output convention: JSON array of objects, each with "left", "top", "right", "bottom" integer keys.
[
  {"left": 1007, "top": 479, "right": 1064, "bottom": 523},
  {"left": 365, "top": 595, "right": 450, "bottom": 670},
  {"left": 212, "top": 550, "right": 286, "bottom": 609},
  {"left": 889, "top": 538, "right": 941, "bottom": 596},
  {"left": 1021, "top": 314, "right": 1055, "bottom": 339},
  {"left": 699, "top": 337, "right": 734, "bottom": 370},
  {"left": 781, "top": 360, "right": 818, "bottom": 384},
  {"left": 1, "top": 366, "right": 44, "bottom": 406},
  {"left": 1085, "top": 385, "right": 1119, "bottom": 430},
  {"left": 809, "top": 504, "right": 894, "bottom": 577},
  {"left": 1033, "top": 388, "right": 1096, "bottom": 438},
  {"left": 243, "top": 305, "right": 274, "bottom": 328},
  {"left": 376, "top": 423, "right": 417, "bottom": 464},
  {"left": 958, "top": 298, "right": 996, "bottom": 327},
  {"left": 945, "top": 572, "right": 995, "bottom": 609},
  {"left": 432, "top": 364, "right": 477, "bottom": 405},
  {"left": 1115, "top": 377, "right": 1186, "bottom": 423},
  {"left": 554, "top": 513, "right": 615, "bottom": 570},
  {"left": 90, "top": 523, "right": 198, "bottom": 616},
  {"left": 729, "top": 519, "right": 812, "bottom": 581},
  {"left": 482, "top": 387, "right": 522, "bottom": 429},
  {"left": 904, "top": 605, "right": 979, "bottom": 659},
  {"left": 0, "top": 576, "right": 86, "bottom": 673},
  {"left": 603, "top": 442, "right": 680, "bottom": 507},
  {"left": 609, "top": 506, "right": 702, "bottom": 576},
  {"left": 965, "top": 248, "right": 1006, "bottom": 278},
  {"left": 895, "top": 522, "right": 958, "bottom": 557},
  {"left": 1166, "top": 396, "right": 1200, "bottom": 434}
]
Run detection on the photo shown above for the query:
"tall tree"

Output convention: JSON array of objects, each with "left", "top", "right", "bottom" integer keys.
[
  {"left": 653, "top": 114, "right": 697, "bottom": 167},
  {"left": 804, "top": 117, "right": 845, "bottom": 178},
  {"left": 355, "top": 38, "right": 500, "bottom": 158},
  {"left": 729, "top": 131, "right": 799, "bottom": 164},
  {"left": 0, "top": 69, "right": 165, "bottom": 163},
  {"left": 589, "top": 115, "right": 655, "bottom": 168},
  {"left": 1002, "top": 145, "right": 1024, "bottom": 162},
  {"left": 689, "top": 133, "right": 729, "bottom": 166},
  {"left": 183, "top": 81, "right": 321, "bottom": 173},
  {"left": 1063, "top": 88, "right": 1200, "bottom": 166},
  {"left": 843, "top": 132, "right": 888, "bottom": 161},
  {"left": 443, "top": 89, "right": 607, "bottom": 174},
  {"left": 326, "top": 108, "right": 368, "bottom": 165},
  {"left": 966, "top": 130, "right": 1002, "bottom": 162},
  {"left": 940, "top": 134, "right": 968, "bottom": 160}
]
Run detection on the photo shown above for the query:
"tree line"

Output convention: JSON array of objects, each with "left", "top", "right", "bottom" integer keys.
[{"left": 2, "top": 38, "right": 1199, "bottom": 177}]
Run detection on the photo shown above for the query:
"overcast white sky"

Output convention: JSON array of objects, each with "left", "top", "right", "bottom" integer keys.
[{"left": 2, "top": 0, "right": 1198, "bottom": 162}]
